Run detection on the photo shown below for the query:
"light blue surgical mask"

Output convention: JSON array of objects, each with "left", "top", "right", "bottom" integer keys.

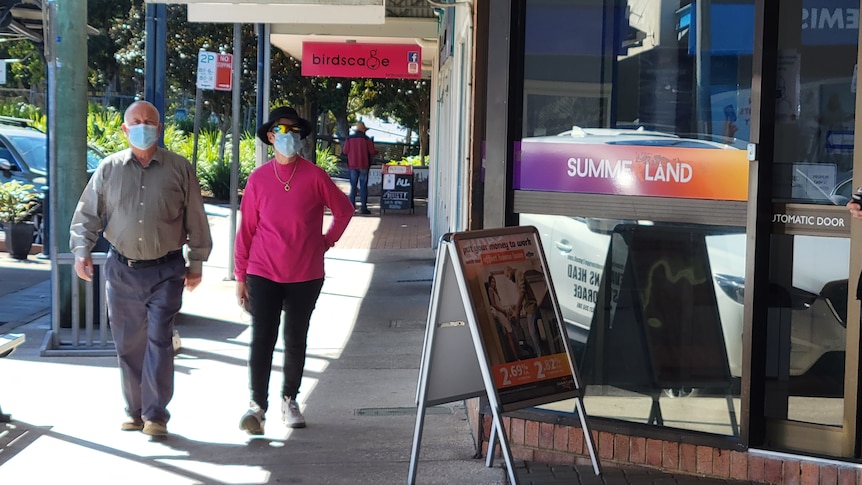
[
  {"left": 127, "top": 124, "right": 159, "bottom": 150},
  {"left": 274, "top": 132, "right": 301, "bottom": 157}
]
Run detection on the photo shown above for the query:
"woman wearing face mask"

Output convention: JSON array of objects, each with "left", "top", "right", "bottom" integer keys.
[{"left": 234, "top": 106, "right": 354, "bottom": 435}]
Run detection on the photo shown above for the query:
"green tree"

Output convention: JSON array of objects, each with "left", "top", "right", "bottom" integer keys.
[
  {"left": 357, "top": 79, "right": 430, "bottom": 157},
  {"left": 87, "top": 0, "right": 137, "bottom": 101},
  {"left": 0, "top": 40, "right": 44, "bottom": 93},
  {"left": 315, "top": 77, "right": 352, "bottom": 139}
]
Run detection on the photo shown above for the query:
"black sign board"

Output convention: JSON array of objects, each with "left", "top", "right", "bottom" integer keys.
[
  {"left": 581, "top": 225, "right": 738, "bottom": 433},
  {"left": 381, "top": 164, "right": 414, "bottom": 213}
]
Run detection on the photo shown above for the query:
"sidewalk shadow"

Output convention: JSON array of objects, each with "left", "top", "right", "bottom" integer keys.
[{"left": 0, "top": 418, "right": 288, "bottom": 483}]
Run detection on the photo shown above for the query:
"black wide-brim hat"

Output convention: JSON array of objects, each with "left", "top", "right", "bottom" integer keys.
[{"left": 256, "top": 106, "right": 313, "bottom": 144}]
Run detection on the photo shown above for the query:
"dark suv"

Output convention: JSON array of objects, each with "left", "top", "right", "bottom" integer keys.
[{"left": 0, "top": 117, "right": 104, "bottom": 242}]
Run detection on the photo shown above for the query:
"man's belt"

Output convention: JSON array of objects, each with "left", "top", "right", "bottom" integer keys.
[{"left": 112, "top": 248, "right": 183, "bottom": 269}]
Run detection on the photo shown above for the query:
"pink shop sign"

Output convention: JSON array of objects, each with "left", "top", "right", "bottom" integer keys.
[{"left": 302, "top": 42, "right": 421, "bottom": 79}]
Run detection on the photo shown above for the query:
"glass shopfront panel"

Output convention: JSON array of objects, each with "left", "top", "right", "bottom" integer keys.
[
  {"left": 516, "top": 0, "right": 754, "bottom": 436},
  {"left": 764, "top": 0, "right": 857, "bottom": 447}
]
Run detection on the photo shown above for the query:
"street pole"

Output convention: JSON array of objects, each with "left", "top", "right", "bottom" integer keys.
[
  {"left": 255, "top": 23, "right": 271, "bottom": 168},
  {"left": 228, "top": 23, "right": 241, "bottom": 280},
  {"left": 145, "top": 3, "right": 167, "bottom": 121},
  {"left": 192, "top": 86, "right": 202, "bottom": 171},
  {"left": 45, "top": 0, "right": 89, "bottom": 331}
]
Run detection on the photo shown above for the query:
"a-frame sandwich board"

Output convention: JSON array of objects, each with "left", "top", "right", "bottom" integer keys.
[{"left": 408, "top": 227, "right": 600, "bottom": 484}]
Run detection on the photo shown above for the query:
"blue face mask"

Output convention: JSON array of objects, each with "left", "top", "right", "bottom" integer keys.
[
  {"left": 274, "top": 132, "right": 301, "bottom": 157},
  {"left": 127, "top": 124, "right": 159, "bottom": 150}
]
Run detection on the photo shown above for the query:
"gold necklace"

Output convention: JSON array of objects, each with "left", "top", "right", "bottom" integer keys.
[{"left": 273, "top": 160, "right": 298, "bottom": 191}]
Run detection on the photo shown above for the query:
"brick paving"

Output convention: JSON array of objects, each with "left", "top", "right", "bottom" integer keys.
[
  {"left": 330, "top": 179, "right": 432, "bottom": 250},
  {"left": 330, "top": 201, "right": 431, "bottom": 250}
]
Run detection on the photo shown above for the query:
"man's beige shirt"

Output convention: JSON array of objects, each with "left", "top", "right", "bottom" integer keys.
[{"left": 70, "top": 147, "right": 213, "bottom": 273}]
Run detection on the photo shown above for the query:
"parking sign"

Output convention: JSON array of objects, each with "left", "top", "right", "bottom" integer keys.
[
  {"left": 197, "top": 51, "right": 216, "bottom": 90},
  {"left": 197, "top": 51, "right": 233, "bottom": 91}
]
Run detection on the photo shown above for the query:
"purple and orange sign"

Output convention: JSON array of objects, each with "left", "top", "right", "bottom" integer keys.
[
  {"left": 514, "top": 140, "right": 749, "bottom": 201},
  {"left": 302, "top": 42, "right": 422, "bottom": 79}
]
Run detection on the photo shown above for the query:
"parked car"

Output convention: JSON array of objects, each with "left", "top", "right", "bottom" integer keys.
[
  {"left": 519, "top": 128, "right": 848, "bottom": 378},
  {"left": 0, "top": 117, "right": 104, "bottom": 243}
]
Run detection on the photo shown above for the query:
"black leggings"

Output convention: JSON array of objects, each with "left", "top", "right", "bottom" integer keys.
[{"left": 246, "top": 274, "right": 324, "bottom": 410}]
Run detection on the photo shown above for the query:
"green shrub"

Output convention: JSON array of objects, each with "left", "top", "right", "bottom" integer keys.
[
  {"left": 179, "top": 130, "right": 256, "bottom": 201},
  {"left": 388, "top": 155, "right": 428, "bottom": 167},
  {"left": 86, "top": 104, "right": 126, "bottom": 153},
  {"left": 315, "top": 143, "right": 340, "bottom": 176},
  {"left": 0, "top": 100, "right": 261, "bottom": 201},
  {"left": 0, "top": 103, "right": 45, "bottom": 131},
  {"left": 0, "top": 181, "right": 39, "bottom": 224}
]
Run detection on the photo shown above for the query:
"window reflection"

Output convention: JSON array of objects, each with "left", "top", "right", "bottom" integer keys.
[
  {"left": 520, "top": 0, "right": 755, "bottom": 436},
  {"left": 525, "top": 213, "right": 744, "bottom": 435},
  {"left": 517, "top": 0, "right": 856, "bottom": 439},
  {"left": 523, "top": 0, "right": 752, "bottom": 148}
]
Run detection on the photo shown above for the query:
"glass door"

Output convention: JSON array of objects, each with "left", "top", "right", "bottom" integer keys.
[{"left": 759, "top": 0, "right": 859, "bottom": 457}]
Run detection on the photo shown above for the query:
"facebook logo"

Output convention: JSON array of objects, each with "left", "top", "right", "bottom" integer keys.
[{"left": 408, "top": 51, "right": 419, "bottom": 63}]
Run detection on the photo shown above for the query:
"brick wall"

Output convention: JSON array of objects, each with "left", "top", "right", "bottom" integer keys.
[{"left": 465, "top": 398, "right": 862, "bottom": 485}]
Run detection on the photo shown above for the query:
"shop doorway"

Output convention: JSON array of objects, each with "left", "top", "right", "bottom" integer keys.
[{"left": 755, "top": 0, "right": 859, "bottom": 457}]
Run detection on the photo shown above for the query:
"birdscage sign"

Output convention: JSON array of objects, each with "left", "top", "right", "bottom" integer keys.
[{"left": 196, "top": 51, "right": 233, "bottom": 91}]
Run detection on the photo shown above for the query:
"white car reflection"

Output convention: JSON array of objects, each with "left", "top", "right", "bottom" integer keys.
[
  {"left": 522, "top": 213, "right": 847, "bottom": 378},
  {"left": 519, "top": 127, "right": 848, "bottom": 379}
]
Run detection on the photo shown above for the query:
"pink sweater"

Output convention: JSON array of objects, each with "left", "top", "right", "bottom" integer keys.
[{"left": 234, "top": 157, "right": 354, "bottom": 283}]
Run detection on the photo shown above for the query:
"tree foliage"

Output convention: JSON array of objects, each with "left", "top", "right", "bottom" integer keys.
[
  {"left": 356, "top": 79, "right": 430, "bottom": 157},
  {"left": 0, "top": 1, "right": 429, "bottom": 162},
  {"left": 87, "top": 0, "right": 136, "bottom": 97}
]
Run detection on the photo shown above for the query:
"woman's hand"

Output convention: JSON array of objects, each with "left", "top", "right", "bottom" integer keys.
[
  {"left": 237, "top": 281, "right": 250, "bottom": 312},
  {"left": 847, "top": 200, "right": 862, "bottom": 220}
]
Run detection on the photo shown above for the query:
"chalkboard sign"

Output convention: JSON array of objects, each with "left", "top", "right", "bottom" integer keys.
[{"left": 381, "top": 164, "right": 414, "bottom": 213}]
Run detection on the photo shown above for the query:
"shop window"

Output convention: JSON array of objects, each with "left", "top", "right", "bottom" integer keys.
[{"left": 517, "top": 0, "right": 755, "bottom": 437}]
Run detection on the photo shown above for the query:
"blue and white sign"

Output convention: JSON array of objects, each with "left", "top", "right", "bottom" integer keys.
[
  {"left": 826, "top": 129, "right": 854, "bottom": 154},
  {"left": 802, "top": 0, "right": 860, "bottom": 46},
  {"left": 196, "top": 50, "right": 217, "bottom": 90}
]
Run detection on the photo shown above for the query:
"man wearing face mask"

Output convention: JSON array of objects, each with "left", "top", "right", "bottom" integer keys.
[
  {"left": 234, "top": 106, "right": 353, "bottom": 435},
  {"left": 70, "top": 100, "right": 213, "bottom": 437}
]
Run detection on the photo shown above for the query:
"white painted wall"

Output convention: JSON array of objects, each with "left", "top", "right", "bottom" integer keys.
[{"left": 428, "top": 4, "right": 475, "bottom": 248}]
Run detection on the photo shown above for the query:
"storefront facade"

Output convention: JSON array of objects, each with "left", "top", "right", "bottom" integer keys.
[{"left": 472, "top": 0, "right": 862, "bottom": 481}]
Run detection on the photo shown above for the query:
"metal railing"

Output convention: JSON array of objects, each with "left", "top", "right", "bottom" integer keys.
[{"left": 40, "top": 252, "right": 115, "bottom": 357}]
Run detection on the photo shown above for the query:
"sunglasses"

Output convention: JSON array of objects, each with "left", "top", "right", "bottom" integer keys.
[{"left": 272, "top": 124, "right": 301, "bottom": 134}]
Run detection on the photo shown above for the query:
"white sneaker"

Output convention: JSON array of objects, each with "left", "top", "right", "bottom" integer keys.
[
  {"left": 282, "top": 397, "right": 306, "bottom": 428},
  {"left": 240, "top": 401, "right": 265, "bottom": 435}
]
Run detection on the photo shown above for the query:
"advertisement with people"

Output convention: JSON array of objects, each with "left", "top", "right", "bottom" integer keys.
[{"left": 451, "top": 228, "right": 578, "bottom": 409}]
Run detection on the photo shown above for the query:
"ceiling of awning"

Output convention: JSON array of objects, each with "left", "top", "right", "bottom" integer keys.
[
  {"left": 176, "top": 0, "right": 440, "bottom": 74},
  {"left": 0, "top": 0, "right": 98, "bottom": 44},
  {"left": 0, "top": 0, "right": 47, "bottom": 44}
]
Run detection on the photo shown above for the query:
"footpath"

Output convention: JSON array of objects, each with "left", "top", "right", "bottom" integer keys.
[{"left": 0, "top": 190, "right": 767, "bottom": 484}]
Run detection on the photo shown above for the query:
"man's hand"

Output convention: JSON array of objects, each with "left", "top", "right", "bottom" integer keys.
[
  {"left": 74, "top": 256, "right": 94, "bottom": 281},
  {"left": 847, "top": 200, "right": 862, "bottom": 219},
  {"left": 185, "top": 270, "right": 202, "bottom": 291}
]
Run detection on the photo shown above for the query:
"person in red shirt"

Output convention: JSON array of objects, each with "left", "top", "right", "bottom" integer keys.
[
  {"left": 234, "top": 106, "right": 354, "bottom": 435},
  {"left": 341, "top": 121, "right": 377, "bottom": 214}
]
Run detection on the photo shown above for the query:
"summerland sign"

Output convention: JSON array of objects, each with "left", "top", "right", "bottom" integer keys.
[{"left": 302, "top": 42, "right": 421, "bottom": 79}]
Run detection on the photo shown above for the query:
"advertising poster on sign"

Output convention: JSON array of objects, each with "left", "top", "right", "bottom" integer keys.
[{"left": 451, "top": 229, "right": 577, "bottom": 409}]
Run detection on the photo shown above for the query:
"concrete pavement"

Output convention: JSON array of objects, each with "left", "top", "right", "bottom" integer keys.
[
  {"left": 0, "top": 198, "right": 510, "bottom": 485},
  {"left": 0, "top": 193, "right": 768, "bottom": 484}
]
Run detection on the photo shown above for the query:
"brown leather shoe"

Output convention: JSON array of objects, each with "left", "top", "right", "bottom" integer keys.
[
  {"left": 142, "top": 420, "right": 168, "bottom": 436},
  {"left": 120, "top": 416, "right": 144, "bottom": 431}
]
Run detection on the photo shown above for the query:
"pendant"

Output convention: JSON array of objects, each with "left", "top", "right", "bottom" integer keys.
[{"left": 284, "top": 183, "right": 291, "bottom": 191}]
